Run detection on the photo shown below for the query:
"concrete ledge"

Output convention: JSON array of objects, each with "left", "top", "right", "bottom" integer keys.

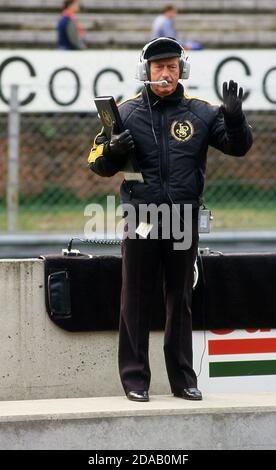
[
  {"left": 1, "top": 393, "right": 276, "bottom": 422},
  {"left": 0, "top": 394, "right": 276, "bottom": 449}
]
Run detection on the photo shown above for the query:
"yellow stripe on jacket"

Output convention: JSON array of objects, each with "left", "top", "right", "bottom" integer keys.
[{"left": 88, "top": 129, "right": 105, "bottom": 164}]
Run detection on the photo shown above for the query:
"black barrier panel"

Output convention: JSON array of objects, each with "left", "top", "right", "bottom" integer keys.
[{"left": 40, "top": 252, "right": 276, "bottom": 332}]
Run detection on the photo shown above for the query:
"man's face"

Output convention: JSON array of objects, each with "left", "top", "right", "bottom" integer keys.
[
  {"left": 72, "top": 0, "right": 80, "bottom": 13},
  {"left": 149, "top": 57, "right": 180, "bottom": 97},
  {"left": 165, "top": 8, "right": 177, "bottom": 20}
]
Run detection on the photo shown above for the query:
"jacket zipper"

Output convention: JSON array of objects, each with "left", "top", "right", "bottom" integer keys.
[{"left": 160, "top": 109, "right": 169, "bottom": 202}]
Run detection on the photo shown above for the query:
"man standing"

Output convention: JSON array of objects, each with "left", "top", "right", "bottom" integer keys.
[
  {"left": 151, "top": 5, "right": 178, "bottom": 39},
  {"left": 151, "top": 4, "right": 203, "bottom": 50},
  {"left": 57, "top": 0, "right": 86, "bottom": 50},
  {"left": 88, "top": 37, "right": 252, "bottom": 402}
]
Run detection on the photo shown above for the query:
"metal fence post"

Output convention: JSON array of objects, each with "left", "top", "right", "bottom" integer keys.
[{"left": 7, "top": 84, "right": 20, "bottom": 233}]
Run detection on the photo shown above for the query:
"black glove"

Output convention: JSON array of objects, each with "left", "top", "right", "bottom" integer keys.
[
  {"left": 108, "top": 129, "right": 134, "bottom": 156},
  {"left": 221, "top": 80, "right": 243, "bottom": 121}
]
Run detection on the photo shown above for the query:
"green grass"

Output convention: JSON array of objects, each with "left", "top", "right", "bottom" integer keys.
[
  {"left": 1, "top": 204, "right": 276, "bottom": 232},
  {"left": 209, "top": 206, "right": 276, "bottom": 230},
  {"left": 0, "top": 204, "right": 122, "bottom": 232}
]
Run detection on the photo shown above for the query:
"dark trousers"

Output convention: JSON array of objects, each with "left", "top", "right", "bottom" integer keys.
[{"left": 118, "top": 212, "right": 199, "bottom": 394}]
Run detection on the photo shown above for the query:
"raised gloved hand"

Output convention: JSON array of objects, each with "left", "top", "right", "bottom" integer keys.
[
  {"left": 221, "top": 80, "right": 243, "bottom": 120},
  {"left": 108, "top": 129, "right": 134, "bottom": 156}
]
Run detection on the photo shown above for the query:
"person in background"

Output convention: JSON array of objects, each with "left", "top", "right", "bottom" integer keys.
[
  {"left": 151, "top": 4, "right": 203, "bottom": 51},
  {"left": 57, "top": 0, "right": 86, "bottom": 50},
  {"left": 151, "top": 4, "right": 178, "bottom": 39}
]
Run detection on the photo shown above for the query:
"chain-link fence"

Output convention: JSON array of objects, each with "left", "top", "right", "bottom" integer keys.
[{"left": 1, "top": 92, "right": 276, "bottom": 233}]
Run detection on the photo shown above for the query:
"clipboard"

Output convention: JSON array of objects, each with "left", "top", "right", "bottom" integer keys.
[
  {"left": 94, "top": 96, "right": 144, "bottom": 182},
  {"left": 94, "top": 96, "right": 123, "bottom": 139}
]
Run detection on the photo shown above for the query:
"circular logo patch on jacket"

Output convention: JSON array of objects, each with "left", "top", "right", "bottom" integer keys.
[{"left": 170, "top": 120, "right": 194, "bottom": 142}]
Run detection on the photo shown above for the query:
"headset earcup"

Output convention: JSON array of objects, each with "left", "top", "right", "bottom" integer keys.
[
  {"left": 135, "top": 61, "right": 148, "bottom": 81},
  {"left": 181, "top": 60, "right": 190, "bottom": 80}
]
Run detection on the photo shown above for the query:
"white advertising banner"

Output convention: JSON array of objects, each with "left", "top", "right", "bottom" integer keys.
[
  {"left": 0, "top": 49, "right": 276, "bottom": 112},
  {"left": 193, "top": 328, "right": 276, "bottom": 393}
]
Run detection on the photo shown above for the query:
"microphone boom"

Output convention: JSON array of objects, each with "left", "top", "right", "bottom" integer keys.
[{"left": 144, "top": 80, "right": 168, "bottom": 87}]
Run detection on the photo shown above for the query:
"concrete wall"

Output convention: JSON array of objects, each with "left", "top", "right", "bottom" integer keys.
[
  {"left": 2, "top": 412, "right": 276, "bottom": 450},
  {"left": 0, "top": 259, "right": 171, "bottom": 401},
  {"left": 1, "top": 394, "right": 276, "bottom": 449},
  {"left": 1, "top": 259, "right": 276, "bottom": 401}
]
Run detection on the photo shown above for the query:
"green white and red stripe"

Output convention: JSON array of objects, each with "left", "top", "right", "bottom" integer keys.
[{"left": 208, "top": 337, "right": 276, "bottom": 377}]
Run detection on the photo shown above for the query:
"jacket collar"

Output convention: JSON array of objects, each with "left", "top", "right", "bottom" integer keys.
[{"left": 142, "top": 82, "right": 184, "bottom": 108}]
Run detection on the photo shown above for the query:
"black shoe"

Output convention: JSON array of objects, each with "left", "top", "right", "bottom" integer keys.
[
  {"left": 126, "top": 390, "right": 149, "bottom": 402},
  {"left": 173, "top": 387, "right": 202, "bottom": 401}
]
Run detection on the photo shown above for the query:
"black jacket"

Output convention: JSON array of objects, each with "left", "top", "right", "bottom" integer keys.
[{"left": 88, "top": 83, "right": 253, "bottom": 208}]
